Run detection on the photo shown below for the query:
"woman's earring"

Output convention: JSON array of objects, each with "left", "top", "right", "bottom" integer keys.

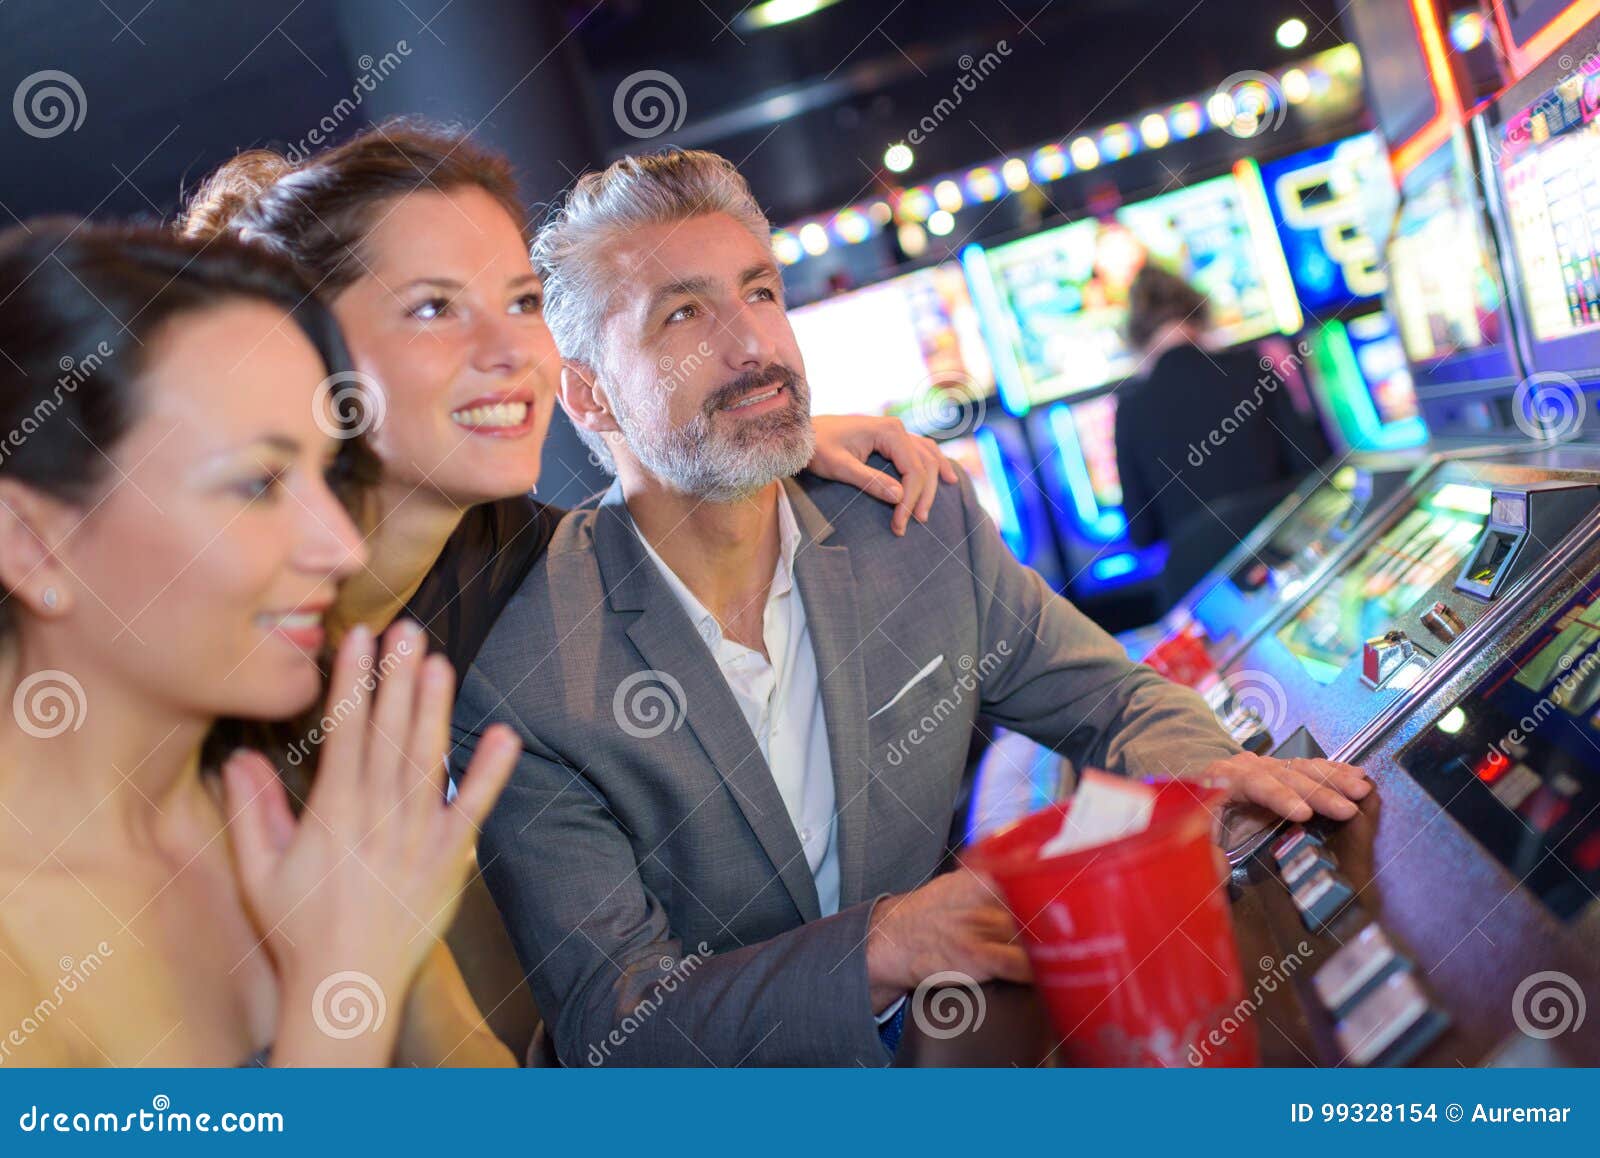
[{"left": 40, "top": 587, "right": 58, "bottom": 611}]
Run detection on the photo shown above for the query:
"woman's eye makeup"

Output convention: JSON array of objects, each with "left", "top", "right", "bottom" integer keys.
[
  {"left": 408, "top": 296, "right": 453, "bottom": 321},
  {"left": 511, "top": 291, "right": 543, "bottom": 314}
]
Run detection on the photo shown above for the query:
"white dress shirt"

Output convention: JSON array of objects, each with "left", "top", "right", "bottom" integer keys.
[{"left": 633, "top": 490, "right": 841, "bottom": 916}]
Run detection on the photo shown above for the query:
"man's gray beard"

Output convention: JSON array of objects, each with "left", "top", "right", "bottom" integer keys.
[{"left": 613, "top": 379, "right": 816, "bottom": 503}]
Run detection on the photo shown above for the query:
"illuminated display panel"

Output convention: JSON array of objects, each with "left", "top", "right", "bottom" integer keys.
[
  {"left": 1223, "top": 466, "right": 1361, "bottom": 597},
  {"left": 1346, "top": 313, "right": 1421, "bottom": 428},
  {"left": 965, "top": 170, "right": 1295, "bottom": 410},
  {"left": 788, "top": 262, "right": 994, "bottom": 426},
  {"left": 1386, "top": 130, "right": 1513, "bottom": 382},
  {"left": 1115, "top": 171, "right": 1293, "bottom": 350},
  {"left": 1273, "top": 483, "right": 1492, "bottom": 683},
  {"left": 1258, "top": 132, "right": 1399, "bottom": 312},
  {"left": 1069, "top": 394, "right": 1121, "bottom": 510},
  {"left": 1401, "top": 570, "right": 1600, "bottom": 919},
  {"left": 1494, "top": 60, "right": 1600, "bottom": 372}
]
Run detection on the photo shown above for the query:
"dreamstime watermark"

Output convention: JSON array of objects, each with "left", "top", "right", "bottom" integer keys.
[
  {"left": 881, "top": 642, "right": 1012, "bottom": 767},
  {"left": 1216, "top": 669, "right": 1290, "bottom": 739},
  {"left": 905, "top": 40, "right": 1012, "bottom": 146},
  {"left": 13, "top": 70, "right": 87, "bottom": 139},
  {"left": 613, "top": 70, "right": 687, "bottom": 139},
  {"left": 1512, "top": 372, "right": 1588, "bottom": 443},
  {"left": 1186, "top": 942, "right": 1314, "bottom": 1065},
  {"left": 12, "top": 669, "right": 87, "bottom": 739},
  {"left": 283, "top": 637, "right": 414, "bottom": 766},
  {"left": 908, "top": 372, "right": 986, "bottom": 438},
  {"left": 283, "top": 42, "right": 412, "bottom": 163},
  {"left": 1185, "top": 338, "right": 1312, "bottom": 467},
  {"left": 1208, "top": 71, "right": 1288, "bottom": 139},
  {"left": 313, "top": 369, "right": 387, "bottom": 441},
  {"left": 909, "top": 970, "right": 987, "bottom": 1039},
  {"left": 612, "top": 668, "right": 688, "bottom": 739},
  {"left": 585, "top": 942, "right": 714, "bottom": 1065},
  {"left": 657, "top": 341, "right": 714, "bottom": 394},
  {"left": 1511, "top": 970, "right": 1586, "bottom": 1040},
  {"left": 0, "top": 942, "right": 114, "bottom": 1065},
  {"left": 1482, "top": 647, "right": 1600, "bottom": 772},
  {"left": 0, "top": 340, "right": 113, "bottom": 467},
  {"left": 311, "top": 970, "right": 387, "bottom": 1039}
]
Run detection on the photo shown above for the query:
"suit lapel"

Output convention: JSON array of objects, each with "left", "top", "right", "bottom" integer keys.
[
  {"left": 784, "top": 481, "right": 871, "bottom": 910},
  {"left": 593, "top": 484, "right": 822, "bottom": 923}
]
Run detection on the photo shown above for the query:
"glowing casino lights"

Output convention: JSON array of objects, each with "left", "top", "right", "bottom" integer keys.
[{"left": 778, "top": 45, "right": 1361, "bottom": 265}]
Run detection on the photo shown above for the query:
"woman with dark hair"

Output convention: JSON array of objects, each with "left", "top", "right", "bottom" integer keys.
[
  {"left": 1113, "top": 263, "right": 1328, "bottom": 606},
  {"left": 0, "top": 222, "right": 521, "bottom": 1066}
]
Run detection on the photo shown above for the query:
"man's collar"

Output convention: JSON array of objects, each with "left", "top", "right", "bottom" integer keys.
[{"left": 594, "top": 476, "right": 834, "bottom": 613}]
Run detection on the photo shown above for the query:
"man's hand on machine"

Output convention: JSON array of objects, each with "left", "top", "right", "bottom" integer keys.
[{"left": 1193, "top": 751, "right": 1372, "bottom": 823}]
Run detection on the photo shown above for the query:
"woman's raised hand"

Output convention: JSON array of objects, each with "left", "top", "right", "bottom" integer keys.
[{"left": 221, "top": 620, "right": 519, "bottom": 1065}]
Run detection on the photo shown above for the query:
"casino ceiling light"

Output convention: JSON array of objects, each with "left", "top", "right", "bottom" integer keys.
[
  {"left": 1275, "top": 17, "right": 1308, "bottom": 50},
  {"left": 772, "top": 43, "right": 1365, "bottom": 266},
  {"left": 738, "top": 0, "right": 845, "bottom": 32}
]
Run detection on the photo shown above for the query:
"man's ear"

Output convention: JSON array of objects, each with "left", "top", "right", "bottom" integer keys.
[
  {"left": 559, "top": 360, "right": 623, "bottom": 436},
  {"left": 0, "top": 479, "right": 79, "bottom": 618}
]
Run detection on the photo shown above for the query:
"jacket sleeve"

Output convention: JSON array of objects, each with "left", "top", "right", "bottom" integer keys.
[
  {"left": 452, "top": 671, "right": 891, "bottom": 1068},
  {"left": 955, "top": 467, "right": 1242, "bottom": 776}
]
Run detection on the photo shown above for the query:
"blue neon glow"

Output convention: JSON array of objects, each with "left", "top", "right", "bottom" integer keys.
[
  {"left": 1091, "top": 552, "right": 1139, "bottom": 581},
  {"left": 1046, "top": 402, "right": 1126, "bottom": 542},
  {"left": 974, "top": 427, "right": 1028, "bottom": 559},
  {"left": 961, "top": 244, "right": 1032, "bottom": 417}
]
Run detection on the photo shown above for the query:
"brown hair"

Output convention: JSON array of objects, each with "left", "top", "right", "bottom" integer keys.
[
  {"left": 180, "top": 119, "right": 527, "bottom": 294},
  {"left": 1125, "top": 262, "right": 1209, "bottom": 351}
]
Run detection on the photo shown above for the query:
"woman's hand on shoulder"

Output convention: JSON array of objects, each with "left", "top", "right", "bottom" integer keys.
[{"left": 807, "top": 413, "right": 958, "bottom": 536}]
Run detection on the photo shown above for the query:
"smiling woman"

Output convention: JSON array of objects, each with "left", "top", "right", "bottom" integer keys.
[{"left": 0, "top": 222, "right": 521, "bottom": 1067}]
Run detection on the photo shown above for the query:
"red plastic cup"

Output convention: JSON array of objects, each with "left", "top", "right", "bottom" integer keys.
[{"left": 964, "top": 780, "right": 1257, "bottom": 1067}]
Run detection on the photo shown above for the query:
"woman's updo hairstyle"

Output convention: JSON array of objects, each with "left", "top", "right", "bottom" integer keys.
[{"left": 179, "top": 119, "right": 528, "bottom": 293}]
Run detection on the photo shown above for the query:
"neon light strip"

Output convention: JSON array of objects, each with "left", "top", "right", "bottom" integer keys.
[
  {"left": 1047, "top": 402, "right": 1105, "bottom": 530},
  {"left": 1233, "top": 158, "right": 1304, "bottom": 335},
  {"left": 961, "top": 244, "right": 1032, "bottom": 417},
  {"left": 1391, "top": 0, "right": 1465, "bottom": 179},
  {"left": 975, "top": 428, "right": 1026, "bottom": 552},
  {"left": 1493, "top": 0, "right": 1600, "bottom": 81}
]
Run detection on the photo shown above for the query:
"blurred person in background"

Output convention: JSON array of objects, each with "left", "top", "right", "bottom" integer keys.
[{"left": 1113, "top": 264, "right": 1329, "bottom": 608}]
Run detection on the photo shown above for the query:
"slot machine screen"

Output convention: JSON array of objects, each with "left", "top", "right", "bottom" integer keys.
[
  {"left": 961, "top": 216, "right": 1137, "bottom": 406},
  {"left": 788, "top": 262, "right": 994, "bottom": 427},
  {"left": 1273, "top": 483, "right": 1493, "bottom": 683},
  {"left": 1346, "top": 313, "right": 1422, "bottom": 428},
  {"left": 1386, "top": 128, "right": 1515, "bottom": 385},
  {"left": 1493, "top": 62, "right": 1600, "bottom": 374},
  {"left": 1219, "top": 466, "right": 1362, "bottom": 598},
  {"left": 1114, "top": 169, "right": 1299, "bottom": 350},
  {"left": 964, "top": 169, "right": 1297, "bottom": 410},
  {"left": 1257, "top": 132, "right": 1399, "bottom": 312},
  {"left": 1400, "top": 574, "right": 1600, "bottom": 919}
]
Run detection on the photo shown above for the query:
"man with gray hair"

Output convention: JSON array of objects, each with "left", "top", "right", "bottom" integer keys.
[{"left": 452, "top": 148, "right": 1370, "bottom": 1066}]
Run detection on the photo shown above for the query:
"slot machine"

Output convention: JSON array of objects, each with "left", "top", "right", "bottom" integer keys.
[
  {"left": 1217, "top": 23, "right": 1600, "bottom": 1069},
  {"left": 1256, "top": 131, "right": 1427, "bottom": 452},
  {"left": 787, "top": 261, "right": 1063, "bottom": 587},
  {"left": 961, "top": 166, "right": 1304, "bottom": 613}
]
